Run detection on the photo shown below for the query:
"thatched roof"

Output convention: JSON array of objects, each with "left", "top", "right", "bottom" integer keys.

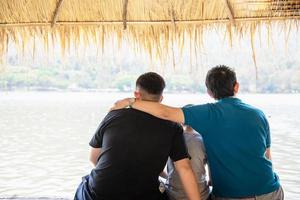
[{"left": 0, "top": 0, "right": 300, "bottom": 61}]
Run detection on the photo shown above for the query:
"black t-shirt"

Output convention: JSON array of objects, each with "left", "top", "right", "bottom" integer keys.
[{"left": 88, "top": 108, "right": 188, "bottom": 200}]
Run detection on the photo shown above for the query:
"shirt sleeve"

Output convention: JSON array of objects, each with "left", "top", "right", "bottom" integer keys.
[
  {"left": 182, "top": 104, "right": 210, "bottom": 134},
  {"left": 264, "top": 116, "right": 271, "bottom": 148},
  {"left": 258, "top": 110, "right": 271, "bottom": 148},
  {"left": 89, "top": 111, "right": 116, "bottom": 148},
  {"left": 169, "top": 124, "right": 190, "bottom": 162},
  {"left": 89, "top": 122, "right": 105, "bottom": 148}
]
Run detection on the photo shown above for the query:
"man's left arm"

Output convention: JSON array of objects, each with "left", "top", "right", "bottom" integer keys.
[
  {"left": 265, "top": 148, "right": 272, "bottom": 161},
  {"left": 174, "top": 159, "right": 201, "bottom": 200},
  {"left": 170, "top": 125, "right": 200, "bottom": 199},
  {"left": 263, "top": 114, "right": 272, "bottom": 161}
]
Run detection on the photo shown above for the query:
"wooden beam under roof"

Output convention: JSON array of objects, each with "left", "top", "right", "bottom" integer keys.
[
  {"left": 1, "top": 15, "right": 300, "bottom": 28},
  {"left": 122, "top": 0, "right": 129, "bottom": 30},
  {"left": 223, "top": 0, "right": 236, "bottom": 25},
  {"left": 51, "top": 0, "right": 64, "bottom": 27}
]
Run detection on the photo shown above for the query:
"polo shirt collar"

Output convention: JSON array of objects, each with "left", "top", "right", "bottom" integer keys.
[{"left": 218, "top": 96, "right": 241, "bottom": 103}]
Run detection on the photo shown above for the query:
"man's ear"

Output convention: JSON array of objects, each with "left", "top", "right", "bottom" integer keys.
[
  {"left": 207, "top": 89, "right": 214, "bottom": 99},
  {"left": 159, "top": 95, "right": 163, "bottom": 103},
  {"left": 134, "top": 91, "right": 141, "bottom": 100},
  {"left": 234, "top": 82, "right": 239, "bottom": 95}
]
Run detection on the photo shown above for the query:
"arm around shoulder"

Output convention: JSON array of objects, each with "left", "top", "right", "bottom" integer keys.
[
  {"left": 110, "top": 97, "right": 185, "bottom": 123},
  {"left": 132, "top": 100, "right": 185, "bottom": 124}
]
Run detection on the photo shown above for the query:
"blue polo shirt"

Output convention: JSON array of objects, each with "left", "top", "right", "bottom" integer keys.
[{"left": 182, "top": 97, "right": 280, "bottom": 198}]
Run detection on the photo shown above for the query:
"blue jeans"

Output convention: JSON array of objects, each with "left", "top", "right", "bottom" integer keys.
[
  {"left": 74, "top": 175, "right": 169, "bottom": 200},
  {"left": 74, "top": 175, "right": 94, "bottom": 200}
]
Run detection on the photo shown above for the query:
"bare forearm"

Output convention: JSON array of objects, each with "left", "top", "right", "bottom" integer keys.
[
  {"left": 175, "top": 159, "right": 201, "bottom": 200},
  {"left": 180, "top": 170, "right": 201, "bottom": 200},
  {"left": 132, "top": 100, "right": 169, "bottom": 119},
  {"left": 111, "top": 98, "right": 185, "bottom": 123},
  {"left": 132, "top": 100, "right": 184, "bottom": 124},
  {"left": 90, "top": 159, "right": 97, "bottom": 167}
]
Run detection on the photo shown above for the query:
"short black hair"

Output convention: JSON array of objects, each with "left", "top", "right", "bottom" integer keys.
[
  {"left": 136, "top": 72, "right": 165, "bottom": 96},
  {"left": 205, "top": 65, "right": 237, "bottom": 100}
]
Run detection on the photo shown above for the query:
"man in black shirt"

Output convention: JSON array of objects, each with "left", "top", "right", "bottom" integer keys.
[{"left": 74, "top": 72, "right": 200, "bottom": 200}]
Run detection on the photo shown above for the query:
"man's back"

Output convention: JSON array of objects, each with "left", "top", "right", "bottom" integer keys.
[
  {"left": 183, "top": 98, "right": 280, "bottom": 197},
  {"left": 88, "top": 108, "right": 188, "bottom": 199}
]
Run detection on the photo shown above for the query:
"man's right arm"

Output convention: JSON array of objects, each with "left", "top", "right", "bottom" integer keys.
[
  {"left": 174, "top": 158, "right": 201, "bottom": 200},
  {"left": 89, "top": 147, "right": 101, "bottom": 167},
  {"left": 89, "top": 112, "right": 114, "bottom": 167},
  {"left": 112, "top": 98, "right": 185, "bottom": 124}
]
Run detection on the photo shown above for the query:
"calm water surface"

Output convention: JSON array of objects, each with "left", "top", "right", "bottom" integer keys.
[{"left": 0, "top": 92, "right": 299, "bottom": 199}]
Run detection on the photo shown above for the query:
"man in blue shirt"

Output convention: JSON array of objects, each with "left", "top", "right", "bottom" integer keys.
[{"left": 112, "top": 66, "right": 283, "bottom": 199}]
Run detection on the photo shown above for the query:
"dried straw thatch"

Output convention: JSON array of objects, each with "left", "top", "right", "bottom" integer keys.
[{"left": 0, "top": 0, "right": 299, "bottom": 61}]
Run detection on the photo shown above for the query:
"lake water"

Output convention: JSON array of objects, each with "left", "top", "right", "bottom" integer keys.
[{"left": 0, "top": 92, "right": 299, "bottom": 199}]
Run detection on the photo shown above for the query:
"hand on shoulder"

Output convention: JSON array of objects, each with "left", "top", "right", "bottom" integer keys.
[{"left": 110, "top": 98, "right": 132, "bottom": 111}]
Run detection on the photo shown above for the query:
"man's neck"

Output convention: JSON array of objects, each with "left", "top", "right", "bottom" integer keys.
[{"left": 140, "top": 98, "right": 160, "bottom": 103}]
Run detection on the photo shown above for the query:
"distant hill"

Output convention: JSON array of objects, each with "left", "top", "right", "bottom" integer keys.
[{"left": 1, "top": 29, "right": 299, "bottom": 93}]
